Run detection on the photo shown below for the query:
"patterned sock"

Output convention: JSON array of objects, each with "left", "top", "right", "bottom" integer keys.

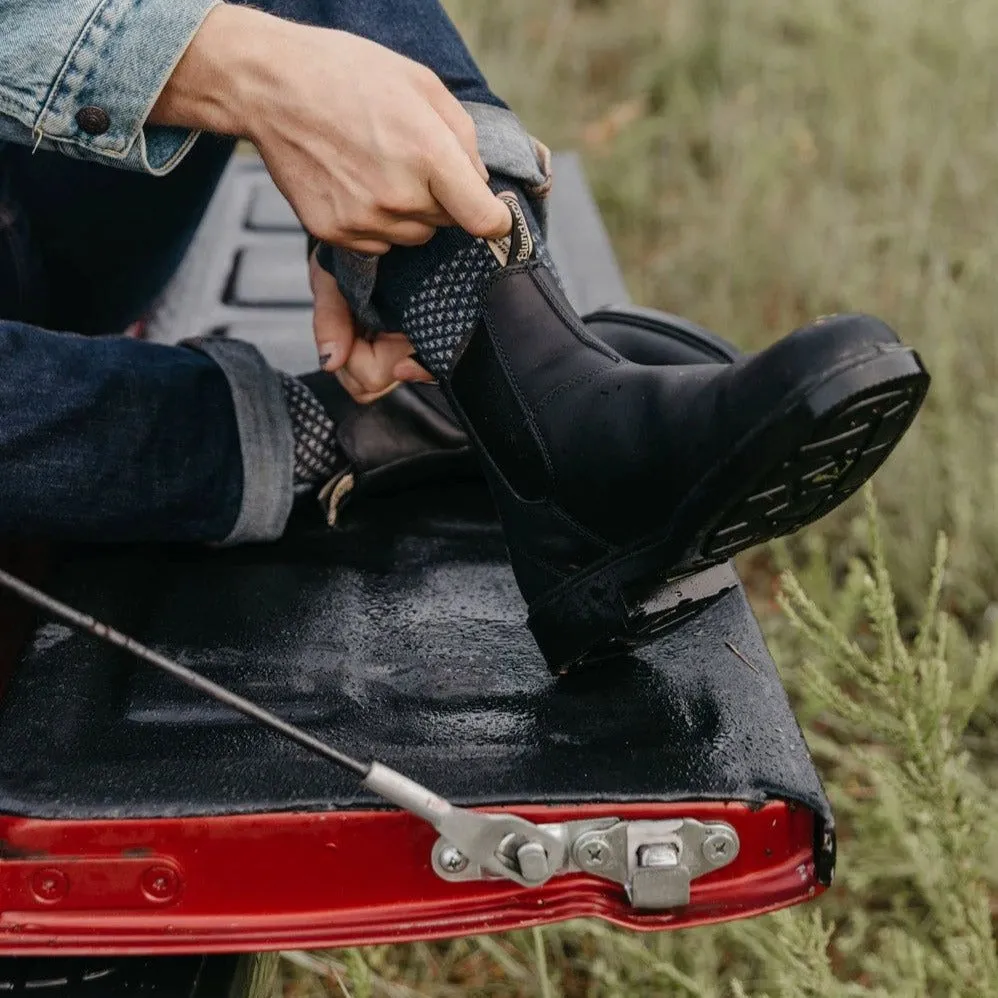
[
  {"left": 279, "top": 372, "right": 338, "bottom": 493},
  {"left": 371, "top": 179, "right": 555, "bottom": 378}
]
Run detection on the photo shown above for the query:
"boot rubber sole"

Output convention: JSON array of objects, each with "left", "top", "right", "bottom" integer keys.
[{"left": 528, "top": 345, "right": 930, "bottom": 674}]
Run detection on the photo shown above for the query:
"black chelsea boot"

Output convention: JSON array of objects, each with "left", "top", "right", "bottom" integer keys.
[{"left": 441, "top": 200, "right": 930, "bottom": 673}]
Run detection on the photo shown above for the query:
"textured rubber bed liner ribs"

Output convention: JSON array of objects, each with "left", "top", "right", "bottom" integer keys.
[{"left": 0, "top": 155, "right": 834, "bottom": 955}]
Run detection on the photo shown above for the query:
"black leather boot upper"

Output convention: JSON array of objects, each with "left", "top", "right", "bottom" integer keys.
[
  {"left": 306, "top": 307, "right": 738, "bottom": 527},
  {"left": 445, "top": 254, "right": 911, "bottom": 607}
]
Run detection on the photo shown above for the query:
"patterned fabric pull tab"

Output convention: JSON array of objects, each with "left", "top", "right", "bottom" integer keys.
[{"left": 487, "top": 192, "right": 535, "bottom": 267}]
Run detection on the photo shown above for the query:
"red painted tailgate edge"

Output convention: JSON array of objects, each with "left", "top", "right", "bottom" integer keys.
[{"left": 0, "top": 800, "right": 821, "bottom": 955}]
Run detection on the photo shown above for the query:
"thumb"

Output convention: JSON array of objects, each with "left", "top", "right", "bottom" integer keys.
[
  {"left": 428, "top": 135, "right": 512, "bottom": 240},
  {"left": 310, "top": 252, "right": 356, "bottom": 372}
]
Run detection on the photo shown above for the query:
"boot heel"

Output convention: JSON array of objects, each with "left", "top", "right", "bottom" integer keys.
[{"left": 528, "top": 561, "right": 739, "bottom": 674}]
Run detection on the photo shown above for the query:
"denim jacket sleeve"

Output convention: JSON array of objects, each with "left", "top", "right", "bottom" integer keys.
[{"left": 0, "top": 0, "right": 221, "bottom": 176}]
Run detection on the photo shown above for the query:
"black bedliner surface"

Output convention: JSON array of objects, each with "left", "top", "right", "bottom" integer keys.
[{"left": 0, "top": 486, "right": 830, "bottom": 826}]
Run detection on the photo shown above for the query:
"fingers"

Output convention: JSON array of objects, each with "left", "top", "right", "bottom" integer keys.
[
  {"left": 369, "top": 189, "right": 455, "bottom": 232},
  {"left": 336, "top": 367, "right": 400, "bottom": 405},
  {"left": 310, "top": 254, "right": 357, "bottom": 371},
  {"left": 403, "top": 205, "right": 457, "bottom": 228},
  {"left": 311, "top": 248, "right": 428, "bottom": 400},
  {"left": 393, "top": 356, "right": 434, "bottom": 383},
  {"left": 427, "top": 133, "right": 512, "bottom": 240},
  {"left": 339, "top": 333, "right": 418, "bottom": 404},
  {"left": 429, "top": 90, "right": 489, "bottom": 181},
  {"left": 411, "top": 65, "right": 489, "bottom": 182},
  {"left": 340, "top": 218, "right": 440, "bottom": 252},
  {"left": 378, "top": 219, "right": 437, "bottom": 247},
  {"left": 340, "top": 237, "right": 392, "bottom": 256}
]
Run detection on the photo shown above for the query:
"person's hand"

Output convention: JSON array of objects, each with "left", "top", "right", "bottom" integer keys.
[
  {"left": 150, "top": 4, "right": 512, "bottom": 253},
  {"left": 310, "top": 250, "right": 432, "bottom": 404}
]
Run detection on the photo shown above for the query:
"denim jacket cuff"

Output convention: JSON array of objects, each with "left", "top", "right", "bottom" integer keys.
[{"left": 30, "top": 0, "right": 222, "bottom": 176}]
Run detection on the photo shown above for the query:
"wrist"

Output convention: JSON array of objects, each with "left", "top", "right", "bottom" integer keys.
[{"left": 148, "top": 3, "right": 282, "bottom": 137}]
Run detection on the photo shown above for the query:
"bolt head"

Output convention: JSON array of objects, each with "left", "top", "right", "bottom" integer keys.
[
  {"left": 516, "top": 841, "right": 550, "bottom": 884},
  {"left": 140, "top": 865, "right": 181, "bottom": 903},
  {"left": 439, "top": 845, "right": 469, "bottom": 874},
  {"left": 31, "top": 868, "right": 69, "bottom": 903}
]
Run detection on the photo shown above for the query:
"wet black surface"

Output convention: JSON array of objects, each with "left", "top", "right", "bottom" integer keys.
[
  {"left": 0, "top": 484, "right": 831, "bottom": 827},
  {"left": 0, "top": 955, "right": 232, "bottom": 996}
]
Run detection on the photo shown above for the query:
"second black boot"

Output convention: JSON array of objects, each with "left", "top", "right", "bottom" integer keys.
[{"left": 442, "top": 208, "right": 930, "bottom": 673}]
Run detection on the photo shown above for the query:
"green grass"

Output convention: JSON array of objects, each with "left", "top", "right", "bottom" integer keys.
[{"left": 263, "top": 1, "right": 998, "bottom": 993}]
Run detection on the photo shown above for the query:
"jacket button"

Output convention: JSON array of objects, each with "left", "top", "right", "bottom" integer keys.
[{"left": 76, "top": 106, "right": 111, "bottom": 136}]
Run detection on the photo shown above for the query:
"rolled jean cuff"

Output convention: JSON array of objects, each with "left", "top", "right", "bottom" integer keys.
[
  {"left": 185, "top": 336, "right": 295, "bottom": 545},
  {"left": 315, "top": 103, "right": 553, "bottom": 331}
]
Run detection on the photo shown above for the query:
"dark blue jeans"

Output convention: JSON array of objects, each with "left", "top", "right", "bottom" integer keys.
[{"left": 0, "top": 0, "right": 533, "bottom": 544}]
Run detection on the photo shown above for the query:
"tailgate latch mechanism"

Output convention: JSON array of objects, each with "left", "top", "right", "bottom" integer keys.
[
  {"left": 425, "top": 812, "right": 739, "bottom": 910},
  {"left": 364, "top": 764, "right": 739, "bottom": 909}
]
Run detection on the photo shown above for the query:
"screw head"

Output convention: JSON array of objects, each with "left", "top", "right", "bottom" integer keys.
[
  {"left": 141, "top": 865, "right": 181, "bottom": 903},
  {"left": 701, "top": 831, "right": 737, "bottom": 867},
  {"left": 574, "top": 836, "right": 611, "bottom": 870},
  {"left": 586, "top": 843, "right": 606, "bottom": 864},
  {"left": 31, "top": 868, "right": 69, "bottom": 903},
  {"left": 438, "top": 845, "right": 469, "bottom": 874}
]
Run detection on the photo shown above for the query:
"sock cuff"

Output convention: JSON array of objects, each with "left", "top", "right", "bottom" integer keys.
[{"left": 279, "top": 372, "right": 339, "bottom": 493}]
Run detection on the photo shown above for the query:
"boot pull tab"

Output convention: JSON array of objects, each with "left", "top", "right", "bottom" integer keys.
[{"left": 487, "top": 191, "right": 535, "bottom": 267}]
